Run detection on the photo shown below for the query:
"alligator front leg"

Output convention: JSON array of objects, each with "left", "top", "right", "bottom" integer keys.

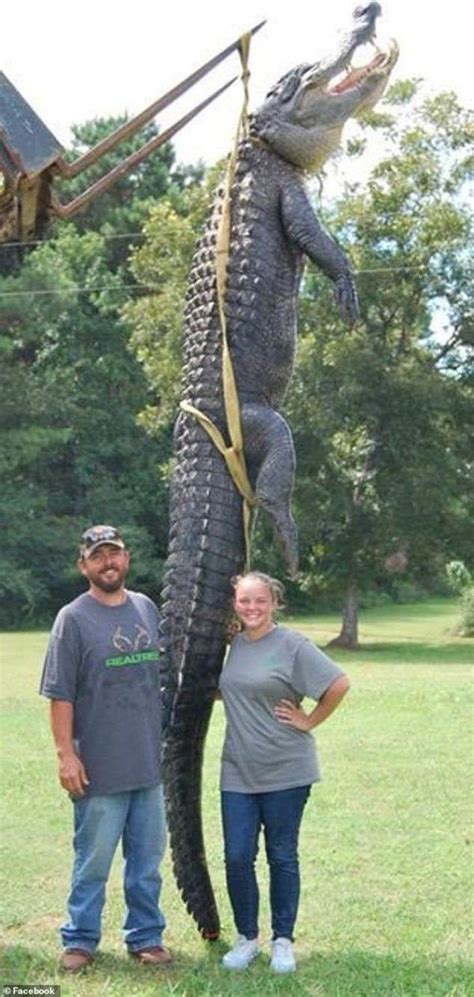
[
  {"left": 281, "top": 183, "right": 360, "bottom": 327},
  {"left": 242, "top": 402, "right": 298, "bottom": 576}
]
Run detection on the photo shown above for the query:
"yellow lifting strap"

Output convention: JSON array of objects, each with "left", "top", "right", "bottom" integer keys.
[{"left": 180, "top": 31, "right": 257, "bottom": 568}]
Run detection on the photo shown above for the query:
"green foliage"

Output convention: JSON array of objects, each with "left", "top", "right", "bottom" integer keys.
[
  {"left": 345, "top": 137, "right": 367, "bottom": 158},
  {"left": 0, "top": 120, "right": 199, "bottom": 625},
  {"left": 124, "top": 171, "right": 217, "bottom": 428},
  {"left": 281, "top": 83, "right": 474, "bottom": 632},
  {"left": 384, "top": 78, "right": 421, "bottom": 105},
  {"left": 459, "top": 587, "right": 474, "bottom": 636},
  {"left": 0, "top": 229, "right": 168, "bottom": 625},
  {"left": 446, "top": 562, "right": 474, "bottom": 636},
  {"left": 446, "top": 560, "right": 472, "bottom": 594},
  {"left": 56, "top": 117, "right": 176, "bottom": 246}
]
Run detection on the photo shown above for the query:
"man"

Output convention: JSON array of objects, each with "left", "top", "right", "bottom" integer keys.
[{"left": 40, "top": 525, "right": 171, "bottom": 972}]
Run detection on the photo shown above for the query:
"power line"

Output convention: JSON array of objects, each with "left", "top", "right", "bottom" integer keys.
[
  {"left": 0, "top": 232, "right": 146, "bottom": 249},
  {"left": 0, "top": 282, "right": 156, "bottom": 298},
  {"left": 0, "top": 230, "right": 441, "bottom": 269},
  {"left": 0, "top": 264, "right": 436, "bottom": 299},
  {"left": 355, "top": 265, "right": 430, "bottom": 275}
]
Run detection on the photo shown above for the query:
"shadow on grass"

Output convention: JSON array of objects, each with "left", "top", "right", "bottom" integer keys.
[
  {"left": 361, "top": 601, "right": 457, "bottom": 620},
  {"left": 2, "top": 943, "right": 473, "bottom": 996},
  {"left": 320, "top": 641, "right": 473, "bottom": 666},
  {"left": 319, "top": 638, "right": 474, "bottom": 666}
]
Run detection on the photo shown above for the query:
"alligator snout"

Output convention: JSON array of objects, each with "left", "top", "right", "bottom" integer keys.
[{"left": 352, "top": 3, "right": 382, "bottom": 45}]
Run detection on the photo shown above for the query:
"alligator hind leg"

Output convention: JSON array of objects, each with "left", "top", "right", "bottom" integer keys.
[{"left": 241, "top": 402, "right": 298, "bottom": 576}]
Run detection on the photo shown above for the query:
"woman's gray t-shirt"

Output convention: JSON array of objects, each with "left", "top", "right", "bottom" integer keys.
[{"left": 218, "top": 626, "right": 345, "bottom": 793}]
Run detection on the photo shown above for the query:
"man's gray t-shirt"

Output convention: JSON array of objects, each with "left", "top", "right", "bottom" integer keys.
[
  {"left": 40, "top": 591, "right": 162, "bottom": 796},
  {"left": 218, "top": 626, "right": 345, "bottom": 793}
]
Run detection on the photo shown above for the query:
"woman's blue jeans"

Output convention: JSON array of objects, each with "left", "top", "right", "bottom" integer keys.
[
  {"left": 61, "top": 785, "right": 167, "bottom": 953},
  {"left": 221, "top": 785, "right": 311, "bottom": 941}
]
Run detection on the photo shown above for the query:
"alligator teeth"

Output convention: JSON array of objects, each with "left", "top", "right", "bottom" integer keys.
[{"left": 326, "top": 66, "right": 352, "bottom": 93}]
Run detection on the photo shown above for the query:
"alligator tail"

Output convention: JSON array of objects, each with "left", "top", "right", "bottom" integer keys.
[{"left": 161, "top": 413, "right": 245, "bottom": 938}]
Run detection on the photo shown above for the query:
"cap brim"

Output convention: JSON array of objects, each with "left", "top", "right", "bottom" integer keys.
[{"left": 81, "top": 540, "right": 125, "bottom": 558}]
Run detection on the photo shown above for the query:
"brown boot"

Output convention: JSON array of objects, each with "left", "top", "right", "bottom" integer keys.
[
  {"left": 61, "top": 949, "right": 94, "bottom": 972},
  {"left": 129, "top": 945, "right": 172, "bottom": 966}
]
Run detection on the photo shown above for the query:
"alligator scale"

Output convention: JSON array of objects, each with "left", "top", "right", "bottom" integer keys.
[{"left": 161, "top": 4, "right": 398, "bottom": 937}]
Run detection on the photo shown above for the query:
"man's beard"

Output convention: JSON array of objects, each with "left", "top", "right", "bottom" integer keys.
[
  {"left": 93, "top": 570, "right": 126, "bottom": 593},
  {"left": 96, "top": 578, "right": 122, "bottom": 592}
]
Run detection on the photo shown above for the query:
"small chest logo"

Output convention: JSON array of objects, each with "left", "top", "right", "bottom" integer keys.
[
  {"left": 105, "top": 623, "right": 158, "bottom": 668},
  {"left": 112, "top": 624, "right": 151, "bottom": 652},
  {"left": 263, "top": 653, "right": 281, "bottom": 669}
]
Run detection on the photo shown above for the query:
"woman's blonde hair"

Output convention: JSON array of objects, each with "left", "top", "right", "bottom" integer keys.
[{"left": 231, "top": 571, "right": 286, "bottom": 611}]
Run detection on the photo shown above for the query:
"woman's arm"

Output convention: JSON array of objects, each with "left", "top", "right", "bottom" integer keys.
[{"left": 274, "top": 675, "right": 350, "bottom": 732}]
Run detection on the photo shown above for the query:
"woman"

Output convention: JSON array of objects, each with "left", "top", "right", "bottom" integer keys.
[{"left": 219, "top": 571, "right": 350, "bottom": 973}]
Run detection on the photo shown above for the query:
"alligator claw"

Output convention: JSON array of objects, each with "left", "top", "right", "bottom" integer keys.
[{"left": 335, "top": 272, "right": 360, "bottom": 327}]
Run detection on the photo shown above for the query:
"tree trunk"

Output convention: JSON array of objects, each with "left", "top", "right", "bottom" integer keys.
[{"left": 328, "top": 583, "right": 360, "bottom": 649}]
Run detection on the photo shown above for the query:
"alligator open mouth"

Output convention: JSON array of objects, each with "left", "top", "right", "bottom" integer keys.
[{"left": 328, "top": 40, "right": 398, "bottom": 95}]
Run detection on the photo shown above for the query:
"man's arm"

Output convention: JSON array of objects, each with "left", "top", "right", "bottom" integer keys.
[{"left": 50, "top": 700, "right": 89, "bottom": 797}]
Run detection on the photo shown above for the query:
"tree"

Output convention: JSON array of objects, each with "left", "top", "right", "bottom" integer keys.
[
  {"left": 0, "top": 117, "right": 199, "bottom": 625},
  {"left": 124, "top": 167, "right": 219, "bottom": 430},
  {"left": 0, "top": 227, "right": 171, "bottom": 624},
  {"left": 284, "top": 84, "right": 473, "bottom": 645}
]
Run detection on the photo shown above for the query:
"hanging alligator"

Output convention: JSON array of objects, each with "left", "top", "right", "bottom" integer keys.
[{"left": 161, "top": 3, "right": 399, "bottom": 938}]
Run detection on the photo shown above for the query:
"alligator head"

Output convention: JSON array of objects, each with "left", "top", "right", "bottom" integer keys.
[{"left": 251, "top": 3, "right": 399, "bottom": 170}]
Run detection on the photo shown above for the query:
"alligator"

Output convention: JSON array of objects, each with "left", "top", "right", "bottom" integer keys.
[{"left": 161, "top": 3, "right": 398, "bottom": 938}]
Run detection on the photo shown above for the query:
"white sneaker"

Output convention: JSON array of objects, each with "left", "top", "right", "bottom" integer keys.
[
  {"left": 271, "top": 937, "right": 296, "bottom": 973},
  {"left": 222, "top": 934, "right": 260, "bottom": 970}
]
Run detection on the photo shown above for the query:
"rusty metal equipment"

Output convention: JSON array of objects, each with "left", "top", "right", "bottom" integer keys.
[{"left": 0, "top": 21, "right": 264, "bottom": 243}]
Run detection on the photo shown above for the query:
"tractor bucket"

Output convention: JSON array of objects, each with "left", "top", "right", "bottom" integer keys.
[
  {"left": 0, "top": 20, "right": 265, "bottom": 242},
  {"left": 0, "top": 72, "right": 64, "bottom": 242}
]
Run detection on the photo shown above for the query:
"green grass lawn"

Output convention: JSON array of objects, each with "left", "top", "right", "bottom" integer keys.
[{"left": 1, "top": 598, "right": 473, "bottom": 996}]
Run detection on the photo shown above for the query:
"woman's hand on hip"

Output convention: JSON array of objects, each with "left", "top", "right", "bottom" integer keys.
[{"left": 274, "top": 699, "right": 312, "bottom": 732}]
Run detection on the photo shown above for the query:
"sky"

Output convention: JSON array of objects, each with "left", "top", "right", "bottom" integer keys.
[{"left": 2, "top": 0, "right": 472, "bottom": 169}]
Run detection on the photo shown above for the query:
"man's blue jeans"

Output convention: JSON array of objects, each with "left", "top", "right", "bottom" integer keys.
[
  {"left": 221, "top": 785, "right": 311, "bottom": 942},
  {"left": 61, "top": 785, "right": 167, "bottom": 953}
]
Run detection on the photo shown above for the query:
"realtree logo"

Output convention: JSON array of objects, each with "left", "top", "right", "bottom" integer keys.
[{"left": 105, "top": 650, "right": 161, "bottom": 668}]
